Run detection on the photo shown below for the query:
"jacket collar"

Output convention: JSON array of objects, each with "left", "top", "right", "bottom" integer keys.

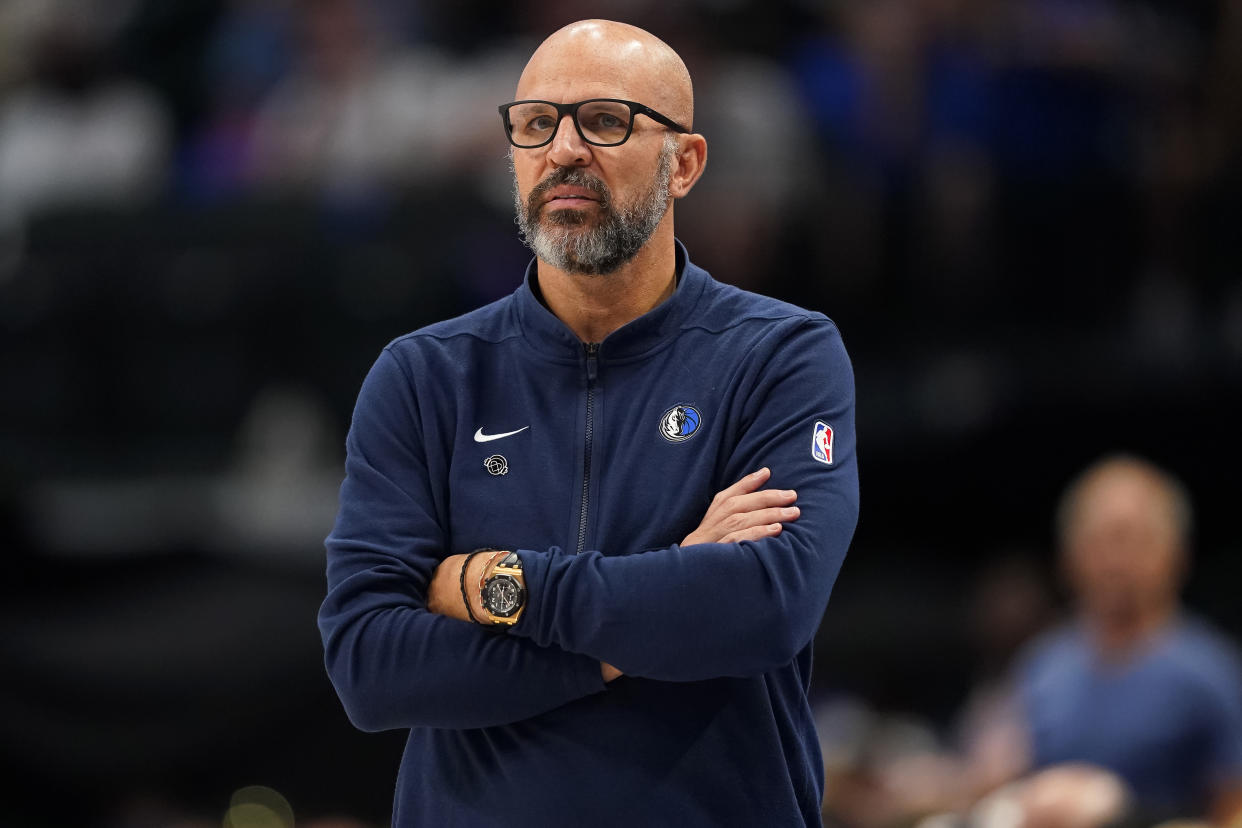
[{"left": 514, "top": 239, "right": 709, "bottom": 362}]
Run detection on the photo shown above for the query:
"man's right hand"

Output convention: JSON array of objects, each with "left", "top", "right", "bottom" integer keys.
[{"left": 680, "top": 467, "right": 799, "bottom": 547}]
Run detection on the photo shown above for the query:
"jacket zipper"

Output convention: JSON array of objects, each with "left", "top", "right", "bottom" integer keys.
[{"left": 576, "top": 342, "right": 599, "bottom": 555}]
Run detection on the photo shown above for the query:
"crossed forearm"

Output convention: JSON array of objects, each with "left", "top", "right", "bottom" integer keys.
[{"left": 425, "top": 467, "right": 800, "bottom": 680}]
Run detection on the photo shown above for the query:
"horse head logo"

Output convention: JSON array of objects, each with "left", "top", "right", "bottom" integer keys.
[{"left": 659, "top": 405, "right": 701, "bottom": 443}]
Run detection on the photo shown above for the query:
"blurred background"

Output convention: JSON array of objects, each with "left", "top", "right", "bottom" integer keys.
[{"left": 1, "top": 0, "right": 1239, "bottom": 825}]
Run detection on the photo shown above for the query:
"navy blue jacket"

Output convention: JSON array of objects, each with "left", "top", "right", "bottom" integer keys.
[{"left": 319, "top": 243, "right": 859, "bottom": 826}]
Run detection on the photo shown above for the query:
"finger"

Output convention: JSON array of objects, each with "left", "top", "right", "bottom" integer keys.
[
  {"left": 711, "top": 467, "right": 771, "bottom": 506},
  {"left": 720, "top": 522, "right": 783, "bottom": 544},
  {"left": 703, "top": 488, "right": 794, "bottom": 527},
  {"left": 720, "top": 488, "right": 797, "bottom": 517},
  {"left": 718, "top": 505, "right": 799, "bottom": 536}
]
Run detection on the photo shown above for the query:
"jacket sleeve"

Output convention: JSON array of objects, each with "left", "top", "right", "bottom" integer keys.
[
  {"left": 318, "top": 348, "right": 606, "bottom": 731},
  {"left": 510, "top": 319, "right": 859, "bottom": 681}
]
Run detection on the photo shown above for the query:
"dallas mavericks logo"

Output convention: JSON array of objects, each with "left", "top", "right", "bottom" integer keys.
[
  {"left": 660, "top": 404, "right": 701, "bottom": 443},
  {"left": 811, "top": 421, "right": 834, "bottom": 465}
]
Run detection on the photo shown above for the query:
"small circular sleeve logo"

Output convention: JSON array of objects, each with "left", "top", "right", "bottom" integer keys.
[
  {"left": 484, "top": 454, "right": 509, "bottom": 476},
  {"left": 659, "top": 405, "right": 701, "bottom": 443}
]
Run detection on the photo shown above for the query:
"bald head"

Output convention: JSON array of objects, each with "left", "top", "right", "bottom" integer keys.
[
  {"left": 1057, "top": 454, "right": 1191, "bottom": 625},
  {"left": 1056, "top": 455, "right": 1192, "bottom": 552},
  {"left": 517, "top": 20, "right": 695, "bottom": 130}
]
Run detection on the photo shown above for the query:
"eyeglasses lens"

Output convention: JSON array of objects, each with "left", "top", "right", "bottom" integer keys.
[{"left": 507, "top": 101, "right": 633, "bottom": 147}]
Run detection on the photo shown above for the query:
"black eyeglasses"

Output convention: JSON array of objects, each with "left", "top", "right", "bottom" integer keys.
[{"left": 499, "top": 98, "right": 690, "bottom": 148}]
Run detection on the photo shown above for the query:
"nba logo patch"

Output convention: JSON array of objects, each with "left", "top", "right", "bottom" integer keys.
[{"left": 811, "top": 421, "right": 834, "bottom": 466}]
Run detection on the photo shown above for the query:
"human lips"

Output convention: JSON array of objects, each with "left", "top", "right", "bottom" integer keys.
[{"left": 543, "top": 186, "right": 601, "bottom": 209}]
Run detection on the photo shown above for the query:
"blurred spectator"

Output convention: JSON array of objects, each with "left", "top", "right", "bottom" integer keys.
[
  {"left": 825, "top": 457, "right": 1242, "bottom": 827},
  {"left": 245, "top": 0, "right": 454, "bottom": 198},
  {"left": 1011, "top": 455, "right": 1242, "bottom": 820},
  {"left": 186, "top": 0, "right": 529, "bottom": 204},
  {"left": 973, "top": 455, "right": 1242, "bottom": 825},
  {"left": 0, "top": 1, "right": 169, "bottom": 217}
]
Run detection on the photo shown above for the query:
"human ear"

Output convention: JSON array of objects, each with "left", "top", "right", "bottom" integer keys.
[{"left": 669, "top": 134, "right": 707, "bottom": 199}]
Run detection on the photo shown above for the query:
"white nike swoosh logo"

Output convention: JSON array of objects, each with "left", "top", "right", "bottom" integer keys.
[{"left": 473, "top": 426, "right": 530, "bottom": 443}]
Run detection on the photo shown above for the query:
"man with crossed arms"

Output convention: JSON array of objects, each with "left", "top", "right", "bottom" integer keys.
[{"left": 320, "top": 19, "right": 858, "bottom": 826}]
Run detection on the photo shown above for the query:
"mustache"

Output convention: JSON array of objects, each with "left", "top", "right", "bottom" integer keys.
[{"left": 527, "top": 167, "right": 611, "bottom": 212}]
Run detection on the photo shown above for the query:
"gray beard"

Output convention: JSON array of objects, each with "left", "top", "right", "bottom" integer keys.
[{"left": 513, "top": 136, "right": 676, "bottom": 276}]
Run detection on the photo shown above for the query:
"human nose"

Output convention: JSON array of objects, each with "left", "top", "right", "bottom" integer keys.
[{"left": 546, "top": 113, "right": 592, "bottom": 167}]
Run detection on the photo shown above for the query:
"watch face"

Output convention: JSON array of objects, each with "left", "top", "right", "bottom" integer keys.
[{"left": 483, "top": 574, "right": 523, "bottom": 617}]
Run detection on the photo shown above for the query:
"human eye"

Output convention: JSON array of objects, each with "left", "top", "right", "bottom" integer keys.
[
  {"left": 532, "top": 114, "right": 557, "bottom": 130},
  {"left": 510, "top": 104, "right": 556, "bottom": 138},
  {"left": 579, "top": 103, "right": 630, "bottom": 139}
]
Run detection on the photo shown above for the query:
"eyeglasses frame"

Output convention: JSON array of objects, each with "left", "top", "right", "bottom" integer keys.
[{"left": 498, "top": 98, "right": 691, "bottom": 149}]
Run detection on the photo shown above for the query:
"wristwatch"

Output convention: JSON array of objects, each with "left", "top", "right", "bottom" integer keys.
[{"left": 480, "top": 551, "right": 526, "bottom": 627}]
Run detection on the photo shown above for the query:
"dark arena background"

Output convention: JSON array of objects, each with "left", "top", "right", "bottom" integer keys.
[{"left": 1, "top": 1, "right": 1239, "bottom": 826}]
